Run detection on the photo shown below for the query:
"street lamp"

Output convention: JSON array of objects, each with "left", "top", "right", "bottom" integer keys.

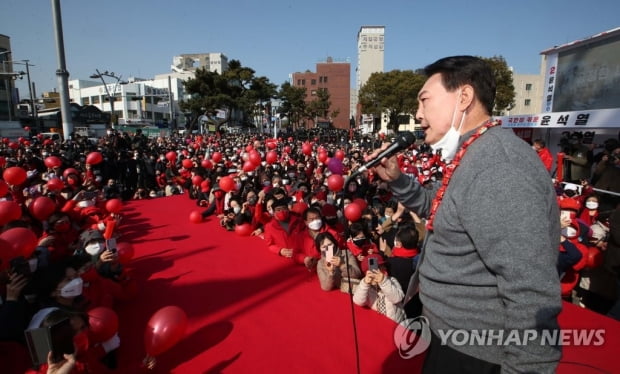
[
  {"left": 90, "top": 69, "right": 123, "bottom": 126},
  {"left": 5, "top": 60, "right": 38, "bottom": 130}
]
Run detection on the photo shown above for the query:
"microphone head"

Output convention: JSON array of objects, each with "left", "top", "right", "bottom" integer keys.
[{"left": 395, "top": 131, "right": 416, "bottom": 149}]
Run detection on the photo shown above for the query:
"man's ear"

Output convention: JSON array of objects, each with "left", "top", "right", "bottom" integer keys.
[{"left": 459, "top": 84, "right": 475, "bottom": 111}]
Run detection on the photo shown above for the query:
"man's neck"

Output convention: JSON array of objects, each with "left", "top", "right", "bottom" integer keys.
[{"left": 460, "top": 112, "right": 492, "bottom": 135}]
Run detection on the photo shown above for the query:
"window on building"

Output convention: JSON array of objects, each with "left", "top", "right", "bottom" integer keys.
[
  {"left": 323, "top": 76, "right": 328, "bottom": 83},
  {"left": 297, "top": 79, "right": 301, "bottom": 85},
  {"left": 525, "top": 83, "right": 532, "bottom": 91},
  {"left": 83, "top": 97, "right": 90, "bottom": 105},
  {"left": 92, "top": 96, "right": 100, "bottom": 104},
  {"left": 319, "top": 76, "right": 323, "bottom": 83},
  {"left": 524, "top": 99, "right": 531, "bottom": 106},
  {"left": 311, "top": 79, "right": 316, "bottom": 85},
  {"left": 302, "top": 79, "right": 305, "bottom": 86}
]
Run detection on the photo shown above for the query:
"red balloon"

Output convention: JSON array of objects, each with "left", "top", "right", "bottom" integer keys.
[
  {"left": 182, "top": 159, "right": 193, "bottom": 169},
  {"left": 335, "top": 150, "right": 345, "bottom": 161},
  {"left": 200, "top": 160, "right": 212, "bottom": 170},
  {"left": 0, "top": 180, "right": 8, "bottom": 196},
  {"left": 191, "top": 175, "right": 204, "bottom": 186},
  {"left": 3, "top": 167, "right": 27, "bottom": 186},
  {"left": 561, "top": 269, "right": 579, "bottom": 298},
  {"left": 283, "top": 146, "right": 292, "bottom": 154},
  {"left": 245, "top": 144, "right": 254, "bottom": 152},
  {"left": 344, "top": 202, "right": 363, "bottom": 222},
  {"left": 144, "top": 306, "right": 188, "bottom": 357},
  {"left": 189, "top": 210, "right": 203, "bottom": 224},
  {"left": 44, "top": 156, "right": 62, "bottom": 169},
  {"left": 318, "top": 152, "right": 328, "bottom": 164},
  {"left": 24, "top": 126, "right": 30, "bottom": 132},
  {"left": 353, "top": 198, "right": 368, "bottom": 211},
  {"left": 46, "top": 178, "right": 64, "bottom": 192},
  {"left": 266, "top": 150, "right": 278, "bottom": 164},
  {"left": 211, "top": 152, "right": 222, "bottom": 163},
  {"left": 8, "top": 142, "right": 19, "bottom": 150},
  {"left": 200, "top": 180, "right": 210, "bottom": 191},
  {"left": 86, "top": 152, "right": 103, "bottom": 165},
  {"left": 234, "top": 223, "right": 253, "bottom": 236},
  {"left": 0, "top": 237, "right": 21, "bottom": 272},
  {"left": 249, "top": 151, "right": 261, "bottom": 166},
  {"left": 242, "top": 161, "right": 256, "bottom": 172},
  {"left": 326, "top": 174, "right": 345, "bottom": 192},
  {"left": 0, "top": 227, "right": 38, "bottom": 258},
  {"left": 266, "top": 141, "right": 277, "bottom": 150},
  {"left": 29, "top": 196, "right": 57, "bottom": 221},
  {"left": 116, "top": 242, "right": 135, "bottom": 264},
  {"left": 166, "top": 151, "right": 177, "bottom": 162},
  {"left": 586, "top": 247, "right": 604, "bottom": 269},
  {"left": 105, "top": 199, "right": 123, "bottom": 214},
  {"left": 88, "top": 307, "right": 119, "bottom": 343},
  {"left": 218, "top": 176, "right": 235, "bottom": 192},
  {"left": 63, "top": 168, "right": 80, "bottom": 179},
  {"left": 0, "top": 200, "right": 22, "bottom": 226},
  {"left": 302, "top": 143, "right": 312, "bottom": 156}
]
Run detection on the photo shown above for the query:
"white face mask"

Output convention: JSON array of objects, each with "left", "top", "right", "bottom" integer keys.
[
  {"left": 60, "top": 277, "right": 83, "bottom": 298},
  {"left": 562, "top": 227, "right": 578, "bottom": 238},
  {"left": 78, "top": 200, "right": 95, "bottom": 208},
  {"left": 431, "top": 90, "right": 466, "bottom": 162},
  {"left": 233, "top": 206, "right": 241, "bottom": 214},
  {"left": 28, "top": 258, "right": 39, "bottom": 273},
  {"left": 85, "top": 242, "right": 105, "bottom": 256},
  {"left": 585, "top": 201, "right": 598, "bottom": 210},
  {"left": 308, "top": 219, "right": 323, "bottom": 231}
]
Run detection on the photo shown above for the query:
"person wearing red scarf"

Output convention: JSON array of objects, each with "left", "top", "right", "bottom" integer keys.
[{"left": 579, "top": 194, "right": 600, "bottom": 227}]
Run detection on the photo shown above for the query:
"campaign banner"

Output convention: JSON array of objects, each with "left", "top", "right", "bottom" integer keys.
[
  {"left": 497, "top": 107, "right": 620, "bottom": 129},
  {"left": 542, "top": 53, "right": 558, "bottom": 113}
]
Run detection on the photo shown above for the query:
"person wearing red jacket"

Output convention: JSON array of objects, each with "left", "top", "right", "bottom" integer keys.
[
  {"left": 533, "top": 139, "right": 553, "bottom": 172},
  {"left": 37, "top": 212, "right": 80, "bottom": 263},
  {"left": 263, "top": 198, "right": 305, "bottom": 259},
  {"left": 294, "top": 207, "right": 339, "bottom": 270}
]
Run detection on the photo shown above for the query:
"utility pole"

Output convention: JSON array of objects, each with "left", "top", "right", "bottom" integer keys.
[{"left": 51, "top": 0, "right": 74, "bottom": 138}]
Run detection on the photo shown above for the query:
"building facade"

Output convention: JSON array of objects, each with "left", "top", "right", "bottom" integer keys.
[
  {"left": 509, "top": 73, "right": 544, "bottom": 115},
  {"left": 0, "top": 34, "right": 17, "bottom": 122},
  {"left": 356, "top": 26, "right": 385, "bottom": 134},
  {"left": 291, "top": 57, "right": 351, "bottom": 130},
  {"left": 171, "top": 53, "right": 229, "bottom": 74}
]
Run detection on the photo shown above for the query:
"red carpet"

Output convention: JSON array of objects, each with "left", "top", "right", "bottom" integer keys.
[{"left": 110, "top": 194, "right": 619, "bottom": 374}]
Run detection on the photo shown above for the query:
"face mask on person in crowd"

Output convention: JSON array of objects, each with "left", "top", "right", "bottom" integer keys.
[
  {"left": 60, "top": 277, "right": 83, "bottom": 298},
  {"left": 247, "top": 197, "right": 257, "bottom": 205},
  {"left": 308, "top": 219, "right": 323, "bottom": 231},
  {"left": 275, "top": 210, "right": 289, "bottom": 222},
  {"left": 233, "top": 206, "right": 241, "bottom": 214},
  {"left": 85, "top": 242, "right": 105, "bottom": 256},
  {"left": 263, "top": 181, "right": 271, "bottom": 187},
  {"left": 28, "top": 258, "right": 38, "bottom": 273},
  {"left": 78, "top": 200, "right": 95, "bottom": 208},
  {"left": 585, "top": 201, "right": 599, "bottom": 210},
  {"left": 561, "top": 227, "right": 578, "bottom": 238},
  {"left": 352, "top": 237, "right": 368, "bottom": 247},
  {"left": 431, "top": 90, "right": 466, "bottom": 162}
]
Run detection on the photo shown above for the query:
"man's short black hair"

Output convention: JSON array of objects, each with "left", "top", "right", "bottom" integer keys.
[{"left": 424, "top": 55, "right": 496, "bottom": 115}]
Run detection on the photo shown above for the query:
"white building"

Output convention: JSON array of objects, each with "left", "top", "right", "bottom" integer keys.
[
  {"left": 508, "top": 73, "right": 544, "bottom": 115},
  {"left": 356, "top": 26, "right": 385, "bottom": 91}
]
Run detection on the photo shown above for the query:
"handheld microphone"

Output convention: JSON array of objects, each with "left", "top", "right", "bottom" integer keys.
[{"left": 349, "top": 131, "right": 416, "bottom": 179}]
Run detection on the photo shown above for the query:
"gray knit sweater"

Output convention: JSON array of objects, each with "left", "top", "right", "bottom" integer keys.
[{"left": 390, "top": 125, "right": 562, "bottom": 373}]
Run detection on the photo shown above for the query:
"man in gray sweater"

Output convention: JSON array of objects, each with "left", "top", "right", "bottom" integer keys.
[{"left": 372, "top": 56, "right": 561, "bottom": 373}]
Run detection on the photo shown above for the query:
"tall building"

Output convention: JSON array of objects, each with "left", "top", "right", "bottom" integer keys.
[
  {"left": 170, "top": 53, "right": 229, "bottom": 75},
  {"left": 356, "top": 26, "right": 385, "bottom": 91},
  {"left": 509, "top": 73, "right": 544, "bottom": 115},
  {"left": 0, "top": 34, "right": 17, "bottom": 121},
  {"left": 356, "top": 26, "right": 385, "bottom": 133},
  {"left": 292, "top": 57, "right": 350, "bottom": 130}
]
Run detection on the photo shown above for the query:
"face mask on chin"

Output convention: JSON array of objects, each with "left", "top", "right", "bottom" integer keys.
[{"left": 431, "top": 90, "right": 466, "bottom": 162}]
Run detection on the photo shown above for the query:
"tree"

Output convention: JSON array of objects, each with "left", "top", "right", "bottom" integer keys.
[
  {"left": 358, "top": 70, "right": 426, "bottom": 132},
  {"left": 277, "top": 82, "right": 307, "bottom": 131},
  {"left": 306, "top": 88, "right": 332, "bottom": 126},
  {"left": 480, "top": 55, "right": 515, "bottom": 115}
]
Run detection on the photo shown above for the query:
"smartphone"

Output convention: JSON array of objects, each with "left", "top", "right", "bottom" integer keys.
[
  {"left": 106, "top": 238, "right": 117, "bottom": 253},
  {"left": 10, "top": 256, "right": 32, "bottom": 278},
  {"left": 325, "top": 245, "right": 334, "bottom": 263},
  {"left": 368, "top": 257, "right": 379, "bottom": 271},
  {"left": 560, "top": 210, "right": 571, "bottom": 221},
  {"left": 24, "top": 318, "right": 74, "bottom": 366}
]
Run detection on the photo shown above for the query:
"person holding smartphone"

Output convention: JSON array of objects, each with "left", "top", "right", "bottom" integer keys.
[
  {"left": 352, "top": 255, "right": 406, "bottom": 323},
  {"left": 314, "top": 232, "right": 361, "bottom": 292}
]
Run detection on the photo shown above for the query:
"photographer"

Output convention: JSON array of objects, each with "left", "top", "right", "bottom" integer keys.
[{"left": 592, "top": 145, "right": 620, "bottom": 212}]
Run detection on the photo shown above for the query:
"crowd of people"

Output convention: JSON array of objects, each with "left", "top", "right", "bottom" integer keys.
[{"left": 1, "top": 88, "right": 619, "bottom": 372}]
